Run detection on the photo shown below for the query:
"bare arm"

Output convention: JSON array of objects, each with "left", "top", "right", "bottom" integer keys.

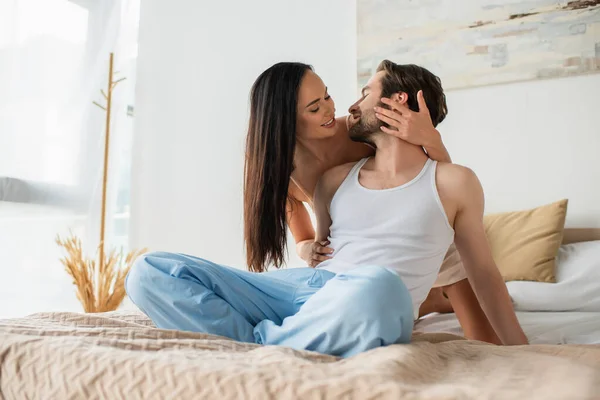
[
  {"left": 422, "top": 129, "right": 452, "bottom": 163},
  {"left": 313, "top": 177, "right": 333, "bottom": 243},
  {"left": 286, "top": 196, "right": 315, "bottom": 260},
  {"left": 443, "top": 280, "right": 502, "bottom": 344},
  {"left": 452, "top": 169, "right": 528, "bottom": 345},
  {"left": 296, "top": 164, "right": 353, "bottom": 267},
  {"left": 286, "top": 182, "right": 334, "bottom": 267}
]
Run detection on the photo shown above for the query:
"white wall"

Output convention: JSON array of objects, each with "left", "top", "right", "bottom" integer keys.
[
  {"left": 131, "top": 0, "right": 599, "bottom": 275},
  {"left": 441, "top": 74, "right": 600, "bottom": 228},
  {"left": 131, "top": 0, "right": 357, "bottom": 268}
]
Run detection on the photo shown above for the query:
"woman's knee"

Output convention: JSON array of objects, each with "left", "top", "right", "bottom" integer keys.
[{"left": 126, "top": 252, "right": 223, "bottom": 305}]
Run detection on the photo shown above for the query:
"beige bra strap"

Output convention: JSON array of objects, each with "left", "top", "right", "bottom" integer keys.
[{"left": 290, "top": 176, "right": 313, "bottom": 205}]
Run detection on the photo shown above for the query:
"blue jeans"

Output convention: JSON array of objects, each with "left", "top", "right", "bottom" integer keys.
[{"left": 125, "top": 252, "right": 414, "bottom": 358}]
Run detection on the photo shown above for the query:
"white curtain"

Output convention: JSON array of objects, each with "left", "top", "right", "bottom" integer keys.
[{"left": 0, "top": 0, "right": 140, "bottom": 317}]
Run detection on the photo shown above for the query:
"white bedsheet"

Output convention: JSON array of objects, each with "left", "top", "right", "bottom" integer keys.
[{"left": 414, "top": 311, "right": 600, "bottom": 345}]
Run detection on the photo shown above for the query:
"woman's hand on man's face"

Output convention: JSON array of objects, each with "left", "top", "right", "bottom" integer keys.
[{"left": 374, "top": 90, "right": 440, "bottom": 148}]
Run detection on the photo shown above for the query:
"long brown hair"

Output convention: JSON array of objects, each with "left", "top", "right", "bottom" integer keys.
[{"left": 244, "top": 62, "right": 312, "bottom": 273}]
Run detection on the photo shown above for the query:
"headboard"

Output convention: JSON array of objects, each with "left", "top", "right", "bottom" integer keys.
[{"left": 563, "top": 228, "right": 600, "bottom": 244}]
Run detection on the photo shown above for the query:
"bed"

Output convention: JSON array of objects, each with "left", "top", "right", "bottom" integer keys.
[
  {"left": 1, "top": 229, "right": 600, "bottom": 399},
  {"left": 1, "top": 310, "right": 599, "bottom": 399},
  {"left": 415, "top": 311, "right": 600, "bottom": 345}
]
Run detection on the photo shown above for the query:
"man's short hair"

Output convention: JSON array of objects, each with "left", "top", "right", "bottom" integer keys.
[{"left": 376, "top": 60, "right": 448, "bottom": 127}]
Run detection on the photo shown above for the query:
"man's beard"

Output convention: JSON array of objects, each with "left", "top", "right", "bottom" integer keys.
[{"left": 348, "top": 107, "right": 384, "bottom": 148}]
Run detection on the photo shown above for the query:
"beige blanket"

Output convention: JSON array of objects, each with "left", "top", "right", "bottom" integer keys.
[{"left": 1, "top": 311, "right": 599, "bottom": 399}]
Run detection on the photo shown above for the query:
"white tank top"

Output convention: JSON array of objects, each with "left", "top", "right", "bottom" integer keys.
[{"left": 317, "top": 157, "right": 455, "bottom": 318}]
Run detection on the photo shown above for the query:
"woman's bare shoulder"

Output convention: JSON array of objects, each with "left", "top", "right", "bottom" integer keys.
[{"left": 288, "top": 177, "right": 311, "bottom": 203}]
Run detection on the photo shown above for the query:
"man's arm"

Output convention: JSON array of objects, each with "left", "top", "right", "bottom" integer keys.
[
  {"left": 309, "top": 162, "right": 356, "bottom": 267},
  {"left": 443, "top": 279, "right": 502, "bottom": 344},
  {"left": 313, "top": 177, "right": 333, "bottom": 243},
  {"left": 313, "top": 163, "right": 355, "bottom": 242},
  {"left": 451, "top": 168, "right": 528, "bottom": 345}
]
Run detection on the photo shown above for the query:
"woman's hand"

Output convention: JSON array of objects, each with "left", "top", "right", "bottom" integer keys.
[
  {"left": 374, "top": 90, "right": 440, "bottom": 147},
  {"left": 298, "top": 240, "right": 334, "bottom": 268},
  {"left": 374, "top": 90, "right": 451, "bottom": 163}
]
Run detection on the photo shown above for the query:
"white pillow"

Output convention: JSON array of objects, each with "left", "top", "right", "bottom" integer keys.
[{"left": 507, "top": 240, "right": 600, "bottom": 312}]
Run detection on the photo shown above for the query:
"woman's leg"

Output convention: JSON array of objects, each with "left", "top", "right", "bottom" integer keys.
[
  {"left": 254, "top": 265, "right": 414, "bottom": 358},
  {"left": 125, "top": 251, "right": 317, "bottom": 343},
  {"left": 418, "top": 287, "right": 454, "bottom": 317}
]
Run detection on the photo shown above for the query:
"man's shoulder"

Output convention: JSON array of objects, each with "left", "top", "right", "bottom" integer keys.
[
  {"left": 320, "top": 161, "right": 358, "bottom": 190},
  {"left": 436, "top": 162, "right": 478, "bottom": 186},
  {"left": 316, "top": 161, "right": 359, "bottom": 202},
  {"left": 436, "top": 162, "right": 484, "bottom": 210}
]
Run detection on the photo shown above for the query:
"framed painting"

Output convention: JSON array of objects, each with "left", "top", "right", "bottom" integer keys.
[{"left": 358, "top": 0, "right": 600, "bottom": 90}]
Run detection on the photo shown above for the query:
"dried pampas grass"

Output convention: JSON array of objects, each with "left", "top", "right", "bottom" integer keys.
[{"left": 56, "top": 234, "right": 146, "bottom": 313}]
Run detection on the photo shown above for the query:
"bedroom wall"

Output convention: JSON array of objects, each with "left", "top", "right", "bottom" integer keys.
[
  {"left": 130, "top": 1, "right": 599, "bottom": 276},
  {"left": 130, "top": 0, "right": 357, "bottom": 269},
  {"left": 440, "top": 73, "right": 600, "bottom": 228}
]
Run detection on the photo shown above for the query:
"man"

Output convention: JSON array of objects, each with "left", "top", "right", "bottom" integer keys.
[{"left": 312, "top": 60, "right": 528, "bottom": 346}]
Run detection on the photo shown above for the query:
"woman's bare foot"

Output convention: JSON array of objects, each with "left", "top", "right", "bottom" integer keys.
[{"left": 418, "top": 287, "right": 454, "bottom": 317}]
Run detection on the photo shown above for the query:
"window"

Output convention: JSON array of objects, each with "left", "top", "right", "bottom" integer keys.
[{"left": 0, "top": 0, "right": 140, "bottom": 317}]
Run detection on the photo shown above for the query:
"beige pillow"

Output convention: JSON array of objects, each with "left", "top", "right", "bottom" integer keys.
[{"left": 484, "top": 199, "right": 568, "bottom": 283}]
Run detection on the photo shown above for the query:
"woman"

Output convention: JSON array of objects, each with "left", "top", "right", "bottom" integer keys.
[{"left": 126, "top": 62, "right": 501, "bottom": 357}]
